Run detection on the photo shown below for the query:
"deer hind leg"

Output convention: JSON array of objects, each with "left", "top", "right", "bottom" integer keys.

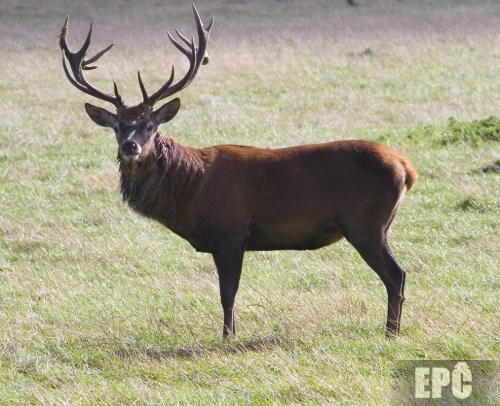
[
  {"left": 345, "top": 232, "right": 406, "bottom": 337},
  {"left": 380, "top": 244, "right": 406, "bottom": 337},
  {"left": 341, "top": 184, "right": 408, "bottom": 336}
]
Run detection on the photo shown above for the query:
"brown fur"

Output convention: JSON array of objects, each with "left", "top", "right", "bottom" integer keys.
[
  {"left": 120, "top": 136, "right": 416, "bottom": 252},
  {"left": 118, "top": 133, "right": 417, "bottom": 337},
  {"left": 120, "top": 134, "right": 204, "bottom": 237}
]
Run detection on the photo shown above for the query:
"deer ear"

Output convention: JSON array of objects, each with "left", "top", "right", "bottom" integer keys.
[
  {"left": 152, "top": 98, "right": 180, "bottom": 125},
  {"left": 84, "top": 103, "right": 116, "bottom": 128}
]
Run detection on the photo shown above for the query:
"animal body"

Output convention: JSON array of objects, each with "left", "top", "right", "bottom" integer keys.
[{"left": 60, "top": 5, "right": 417, "bottom": 338}]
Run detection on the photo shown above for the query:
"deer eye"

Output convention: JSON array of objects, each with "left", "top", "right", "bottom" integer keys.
[{"left": 146, "top": 123, "right": 154, "bottom": 132}]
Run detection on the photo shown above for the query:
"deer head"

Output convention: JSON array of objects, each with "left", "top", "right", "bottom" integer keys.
[{"left": 60, "top": 4, "right": 213, "bottom": 162}]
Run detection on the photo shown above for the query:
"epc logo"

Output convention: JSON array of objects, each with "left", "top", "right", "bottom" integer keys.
[
  {"left": 414, "top": 361, "right": 472, "bottom": 399},
  {"left": 394, "top": 360, "right": 497, "bottom": 404}
]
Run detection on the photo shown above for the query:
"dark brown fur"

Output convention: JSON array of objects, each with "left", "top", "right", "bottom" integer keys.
[
  {"left": 120, "top": 135, "right": 204, "bottom": 237},
  {"left": 119, "top": 133, "right": 417, "bottom": 338}
]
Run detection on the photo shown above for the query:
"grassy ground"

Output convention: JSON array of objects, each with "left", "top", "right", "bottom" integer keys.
[{"left": 0, "top": 0, "right": 499, "bottom": 404}]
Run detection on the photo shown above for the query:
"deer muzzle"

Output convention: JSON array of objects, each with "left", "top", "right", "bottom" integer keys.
[{"left": 121, "top": 141, "right": 141, "bottom": 160}]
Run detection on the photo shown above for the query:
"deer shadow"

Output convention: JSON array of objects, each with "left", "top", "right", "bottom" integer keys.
[{"left": 114, "top": 334, "right": 290, "bottom": 361}]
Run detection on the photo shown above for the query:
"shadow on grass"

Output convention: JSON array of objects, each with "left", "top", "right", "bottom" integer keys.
[
  {"left": 114, "top": 334, "right": 290, "bottom": 361},
  {"left": 111, "top": 319, "right": 387, "bottom": 361}
]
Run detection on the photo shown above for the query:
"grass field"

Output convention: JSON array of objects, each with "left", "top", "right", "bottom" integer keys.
[{"left": 0, "top": 0, "right": 499, "bottom": 404}]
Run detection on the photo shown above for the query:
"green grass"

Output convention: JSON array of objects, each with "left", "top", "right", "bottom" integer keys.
[
  {"left": 440, "top": 116, "right": 500, "bottom": 146},
  {"left": 0, "top": 0, "right": 499, "bottom": 404}
]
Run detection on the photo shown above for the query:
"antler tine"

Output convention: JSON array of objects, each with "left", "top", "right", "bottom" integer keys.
[
  {"left": 59, "top": 17, "right": 70, "bottom": 53},
  {"left": 137, "top": 71, "right": 149, "bottom": 104},
  {"left": 167, "top": 31, "right": 193, "bottom": 58},
  {"left": 146, "top": 4, "right": 213, "bottom": 106},
  {"left": 78, "top": 21, "right": 93, "bottom": 58},
  {"left": 113, "top": 81, "right": 124, "bottom": 106},
  {"left": 175, "top": 27, "right": 211, "bottom": 65},
  {"left": 83, "top": 43, "right": 114, "bottom": 69},
  {"left": 192, "top": 3, "right": 205, "bottom": 38},
  {"left": 175, "top": 29, "right": 192, "bottom": 47},
  {"left": 147, "top": 66, "right": 176, "bottom": 105},
  {"left": 206, "top": 16, "right": 215, "bottom": 32},
  {"left": 59, "top": 17, "right": 124, "bottom": 108}
]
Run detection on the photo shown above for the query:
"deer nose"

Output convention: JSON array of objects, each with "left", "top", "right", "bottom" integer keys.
[{"left": 122, "top": 141, "right": 139, "bottom": 155}]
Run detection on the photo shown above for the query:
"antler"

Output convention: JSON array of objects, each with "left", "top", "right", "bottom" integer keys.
[
  {"left": 59, "top": 17, "right": 124, "bottom": 108},
  {"left": 137, "top": 3, "right": 214, "bottom": 107}
]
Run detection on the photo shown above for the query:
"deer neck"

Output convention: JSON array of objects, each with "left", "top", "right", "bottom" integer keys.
[{"left": 118, "top": 132, "right": 204, "bottom": 231}]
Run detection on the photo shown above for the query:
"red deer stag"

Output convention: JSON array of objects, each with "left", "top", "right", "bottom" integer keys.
[{"left": 60, "top": 5, "right": 417, "bottom": 338}]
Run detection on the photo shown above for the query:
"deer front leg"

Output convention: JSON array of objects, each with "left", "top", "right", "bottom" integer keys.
[{"left": 212, "top": 242, "right": 245, "bottom": 338}]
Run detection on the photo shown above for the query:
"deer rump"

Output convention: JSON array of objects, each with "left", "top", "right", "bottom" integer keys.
[{"left": 188, "top": 140, "right": 415, "bottom": 253}]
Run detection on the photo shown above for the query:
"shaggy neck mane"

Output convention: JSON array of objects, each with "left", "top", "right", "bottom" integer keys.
[{"left": 119, "top": 132, "right": 204, "bottom": 229}]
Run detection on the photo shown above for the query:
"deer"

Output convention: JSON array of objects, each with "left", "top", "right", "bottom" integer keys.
[{"left": 59, "top": 5, "right": 417, "bottom": 339}]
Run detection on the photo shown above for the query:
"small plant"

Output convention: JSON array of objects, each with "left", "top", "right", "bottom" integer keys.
[
  {"left": 440, "top": 116, "right": 500, "bottom": 146},
  {"left": 455, "top": 196, "right": 493, "bottom": 213},
  {"left": 481, "top": 159, "right": 500, "bottom": 174}
]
